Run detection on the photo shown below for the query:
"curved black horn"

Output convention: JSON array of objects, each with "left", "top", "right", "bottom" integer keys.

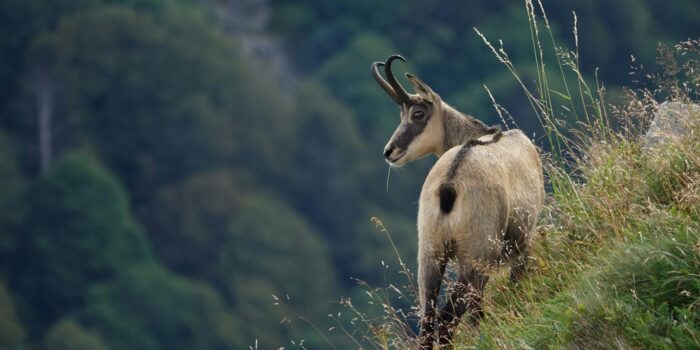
[
  {"left": 384, "top": 55, "right": 410, "bottom": 104},
  {"left": 371, "top": 61, "right": 402, "bottom": 104}
]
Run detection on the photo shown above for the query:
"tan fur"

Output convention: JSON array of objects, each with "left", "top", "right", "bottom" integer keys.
[
  {"left": 414, "top": 129, "right": 543, "bottom": 349},
  {"left": 401, "top": 107, "right": 444, "bottom": 161},
  {"left": 374, "top": 62, "right": 544, "bottom": 348},
  {"left": 417, "top": 129, "right": 544, "bottom": 282}
]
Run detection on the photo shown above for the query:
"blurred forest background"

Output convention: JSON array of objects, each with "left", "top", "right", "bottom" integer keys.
[{"left": 0, "top": 0, "right": 698, "bottom": 349}]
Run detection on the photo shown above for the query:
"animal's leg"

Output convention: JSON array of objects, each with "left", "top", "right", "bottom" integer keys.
[
  {"left": 437, "top": 267, "right": 489, "bottom": 348},
  {"left": 418, "top": 249, "right": 446, "bottom": 350},
  {"left": 503, "top": 219, "right": 531, "bottom": 283},
  {"left": 509, "top": 246, "right": 529, "bottom": 282}
]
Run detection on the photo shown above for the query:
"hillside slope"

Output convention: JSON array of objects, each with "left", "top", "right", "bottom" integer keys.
[{"left": 453, "top": 102, "right": 700, "bottom": 349}]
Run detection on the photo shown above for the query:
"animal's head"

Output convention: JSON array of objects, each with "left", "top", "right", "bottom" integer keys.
[{"left": 372, "top": 55, "right": 445, "bottom": 166}]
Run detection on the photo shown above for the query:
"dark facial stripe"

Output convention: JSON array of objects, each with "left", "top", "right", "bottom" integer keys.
[
  {"left": 392, "top": 103, "right": 431, "bottom": 150},
  {"left": 393, "top": 120, "right": 427, "bottom": 150}
]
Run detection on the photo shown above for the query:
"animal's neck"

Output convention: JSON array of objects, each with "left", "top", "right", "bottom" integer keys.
[{"left": 438, "top": 104, "right": 496, "bottom": 156}]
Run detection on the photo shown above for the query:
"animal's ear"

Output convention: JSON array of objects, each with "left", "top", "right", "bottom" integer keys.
[{"left": 406, "top": 73, "right": 439, "bottom": 104}]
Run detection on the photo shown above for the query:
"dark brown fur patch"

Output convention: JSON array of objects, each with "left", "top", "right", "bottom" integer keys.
[
  {"left": 439, "top": 183, "right": 457, "bottom": 214},
  {"left": 445, "top": 126, "right": 503, "bottom": 181}
]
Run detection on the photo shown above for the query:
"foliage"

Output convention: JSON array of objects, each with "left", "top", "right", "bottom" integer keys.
[
  {"left": 0, "top": 0, "right": 698, "bottom": 347},
  {"left": 461, "top": 115, "right": 700, "bottom": 349},
  {"left": 143, "top": 170, "right": 242, "bottom": 276},
  {"left": 455, "top": 20, "right": 700, "bottom": 350},
  {"left": 12, "top": 153, "right": 152, "bottom": 332},
  {"left": 344, "top": 4, "right": 700, "bottom": 348},
  {"left": 0, "top": 283, "right": 24, "bottom": 349},
  {"left": 34, "top": 5, "right": 241, "bottom": 200},
  {"left": 45, "top": 318, "right": 109, "bottom": 350},
  {"left": 82, "top": 262, "right": 240, "bottom": 350},
  {"left": 212, "top": 193, "right": 341, "bottom": 348},
  {"left": 0, "top": 132, "right": 25, "bottom": 277}
]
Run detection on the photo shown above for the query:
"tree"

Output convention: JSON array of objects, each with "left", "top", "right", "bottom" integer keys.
[
  {"left": 33, "top": 6, "right": 229, "bottom": 198},
  {"left": 83, "top": 262, "right": 241, "bottom": 350},
  {"left": 34, "top": 5, "right": 292, "bottom": 205},
  {"left": 287, "top": 82, "right": 366, "bottom": 228},
  {"left": 212, "top": 193, "right": 340, "bottom": 348},
  {"left": 12, "top": 153, "right": 152, "bottom": 332},
  {"left": 45, "top": 318, "right": 109, "bottom": 350},
  {"left": 143, "top": 170, "right": 243, "bottom": 277},
  {"left": 0, "top": 0, "right": 102, "bottom": 119},
  {"left": 0, "top": 132, "right": 26, "bottom": 278},
  {"left": 313, "top": 33, "right": 399, "bottom": 137},
  {"left": 0, "top": 283, "right": 24, "bottom": 349}
]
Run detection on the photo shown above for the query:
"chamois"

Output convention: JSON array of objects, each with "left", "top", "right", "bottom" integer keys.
[{"left": 372, "top": 55, "right": 544, "bottom": 349}]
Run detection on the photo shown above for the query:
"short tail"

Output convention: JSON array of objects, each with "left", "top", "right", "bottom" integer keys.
[{"left": 439, "top": 183, "right": 457, "bottom": 214}]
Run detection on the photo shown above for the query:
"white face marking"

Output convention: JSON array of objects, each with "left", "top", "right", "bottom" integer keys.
[
  {"left": 392, "top": 124, "right": 439, "bottom": 165},
  {"left": 384, "top": 101, "right": 443, "bottom": 166}
]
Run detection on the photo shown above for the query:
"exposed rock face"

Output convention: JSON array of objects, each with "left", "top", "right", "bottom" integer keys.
[
  {"left": 642, "top": 101, "right": 700, "bottom": 152},
  {"left": 205, "top": 0, "right": 297, "bottom": 91}
]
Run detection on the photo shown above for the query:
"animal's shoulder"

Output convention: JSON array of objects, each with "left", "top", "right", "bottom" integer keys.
[
  {"left": 498, "top": 129, "right": 532, "bottom": 146},
  {"left": 430, "top": 129, "right": 538, "bottom": 181},
  {"left": 465, "top": 129, "right": 534, "bottom": 159}
]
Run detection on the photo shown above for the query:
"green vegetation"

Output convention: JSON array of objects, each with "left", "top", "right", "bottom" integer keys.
[
  {"left": 0, "top": 0, "right": 698, "bottom": 348},
  {"left": 45, "top": 319, "right": 108, "bottom": 350},
  {"left": 14, "top": 153, "right": 152, "bottom": 333},
  {"left": 0, "top": 283, "right": 24, "bottom": 348},
  {"left": 349, "top": 3, "right": 700, "bottom": 348},
  {"left": 83, "top": 262, "right": 240, "bottom": 350},
  {"left": 464, "top": 121, "right": 700, "bottom": 349}
]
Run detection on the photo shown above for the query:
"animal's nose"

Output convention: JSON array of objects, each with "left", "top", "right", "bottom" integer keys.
[{"left": 383, "top": 144, "right": 395, "bottom": 159}]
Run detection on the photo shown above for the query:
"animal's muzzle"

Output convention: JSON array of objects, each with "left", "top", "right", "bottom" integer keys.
[{"left": 383, "top": 144, "right": 395, "bottom": 159}]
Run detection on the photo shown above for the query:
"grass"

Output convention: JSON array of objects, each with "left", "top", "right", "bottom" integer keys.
[
  {"left": 461, "top": 131, "right": 700, "bottom": 349},
  {"left": 340, "top": 1, "right": 700, "bottom": 349},
  {"left": 462, "top": 11, "right": 700, "bottom": 347}
]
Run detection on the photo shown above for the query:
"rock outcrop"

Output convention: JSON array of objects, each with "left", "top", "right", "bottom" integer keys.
[
  {"left": 204, "top": 0, "right": 297, "bottom": 91},
  {"left": 642, "top": 101, "right": 700, "bottom": 152}
]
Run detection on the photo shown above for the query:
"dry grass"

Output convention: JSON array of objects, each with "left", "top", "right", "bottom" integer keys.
[{"left": 338, "top": 2, "right": 700, "bottom": 349}]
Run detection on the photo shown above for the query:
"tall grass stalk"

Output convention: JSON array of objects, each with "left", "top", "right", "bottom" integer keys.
[{"left": 340, "top": 1, "right": 700, "bottom": 348}]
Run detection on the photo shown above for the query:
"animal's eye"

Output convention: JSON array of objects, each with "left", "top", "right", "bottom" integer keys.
[{"left": 412, "top": 110, "right": 426, "bottom": 120}]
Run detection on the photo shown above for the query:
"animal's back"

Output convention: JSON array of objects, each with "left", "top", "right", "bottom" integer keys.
[{"left": 417, "top": 130, "right": 544, "bottom": 268}]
